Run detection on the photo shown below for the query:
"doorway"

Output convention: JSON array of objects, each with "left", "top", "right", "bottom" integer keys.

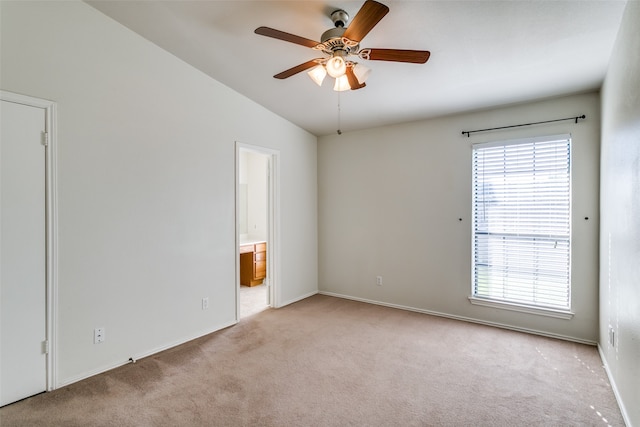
[
  {"left": 0, "top": 91, "right": 57, "bottom": 406},
  {"left": 236, "top": 143, "right": 279, "bottom": 320}
]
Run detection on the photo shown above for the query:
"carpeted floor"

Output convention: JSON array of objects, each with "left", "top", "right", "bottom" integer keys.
[{"left": 0, "top": 295, "right": 624, "bottom": 426}]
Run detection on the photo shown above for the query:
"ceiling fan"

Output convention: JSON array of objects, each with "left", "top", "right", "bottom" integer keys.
[{"left": 254, "top": 0, "right": 431, "bottom": 91}]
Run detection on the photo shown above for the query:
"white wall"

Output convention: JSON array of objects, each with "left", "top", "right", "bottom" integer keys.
[
  {"left": 0, "top": 1, "right": 317, "bottom": 386},
  {"left": 319, "top": 92, "right": 601, "bottom": 343},
  {"left": 600, "top": 1, "right": 640, "bottom": 425}
]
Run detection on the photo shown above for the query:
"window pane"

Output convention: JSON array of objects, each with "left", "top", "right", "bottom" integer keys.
[{"left": 472, "top": 135, "right": 571, "bottom": 310}]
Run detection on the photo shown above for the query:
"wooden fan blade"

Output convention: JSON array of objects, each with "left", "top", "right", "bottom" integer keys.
[
  {"left": 365, "top": 49, "right": 430, "bottom": 64},
  {"left": 343, "top": 0, "right": 389, "bottom": 43},
  {"left": 255, "top": 27, "right": 320, "bottom": 49},
  {"left": 345, "top": 67, "right": 366, "bottom": 90},
  {"left": 274, "top": 60, "right": 322, "bottom": 79}
]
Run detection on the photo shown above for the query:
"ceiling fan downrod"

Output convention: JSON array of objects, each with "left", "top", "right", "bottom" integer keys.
[{"left": 331, "top": 9, "right": 349, "bottom": 28}]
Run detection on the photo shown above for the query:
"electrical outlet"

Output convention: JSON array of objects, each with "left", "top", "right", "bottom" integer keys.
[
  {"left": 94, "top": 328, "right": 105, "bottom": 344},
  {"left": 376, "top": 276, "right": 383, "bottom": 286},
  {"left": 202, "top": 297, "right": 209, "bottom": 310},
  {"left": 609, "top": 326, "right": 615, "bottom": 347}
]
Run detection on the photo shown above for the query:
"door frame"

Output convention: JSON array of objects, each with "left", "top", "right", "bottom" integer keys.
[
  {"left": 1, "top": 90, "right": 58, "bottom": 391},
  {"left": 235, "top": 142, "right": 280, "bottom": 320}
]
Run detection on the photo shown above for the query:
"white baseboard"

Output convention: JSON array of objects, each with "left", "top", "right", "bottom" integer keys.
[
  {"left": 56, "top": 319, "right": 238, "bottom": 389},
  {"left": 598, "top": 344, "right": 633, "bottom": 427},
  {"left": 318, "top": 291, "right": 597, "bottom": 346}
]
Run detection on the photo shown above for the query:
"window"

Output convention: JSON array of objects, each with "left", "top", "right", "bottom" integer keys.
[{"left": 471, "top": 135, "right": 571, "bottom": 316}]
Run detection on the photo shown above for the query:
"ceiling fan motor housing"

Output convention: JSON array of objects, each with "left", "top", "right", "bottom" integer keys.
[{"left": 320, "top": 27, "right": 358, "bottom": 57}]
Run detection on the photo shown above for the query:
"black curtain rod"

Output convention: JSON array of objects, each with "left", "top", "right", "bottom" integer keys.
[{"left": 462, "top": 115, "right": 586, "bottom": 137}]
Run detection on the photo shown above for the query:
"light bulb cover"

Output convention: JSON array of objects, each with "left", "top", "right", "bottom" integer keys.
[
  {"left": 352, "top": 63, "right": 371, "bottom": 84},
  {"left": 333, "top": 75, "right": 350, "bottom": 91},
  {"left": 307, "top": 65, "right": 327, "bottom": 86},
  {"left": 326, "top": 56, "right": 347, "bottom": 78}
]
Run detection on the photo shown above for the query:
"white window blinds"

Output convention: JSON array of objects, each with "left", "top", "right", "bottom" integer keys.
[{"left": 472, "top": 135, "right": 571, "bottom": 310}]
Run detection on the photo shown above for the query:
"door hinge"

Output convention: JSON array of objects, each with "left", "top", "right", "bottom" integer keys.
[
  {"left": 42, "top": 340, "right": 50, "bottom": 354},
  {"left": 42, "top": 132, "right": 49, "bottom": 146}
]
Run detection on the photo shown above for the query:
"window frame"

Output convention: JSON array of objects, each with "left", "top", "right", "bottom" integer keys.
[{"left": 468, "top": 134, "right": 574, "bottom": 319}]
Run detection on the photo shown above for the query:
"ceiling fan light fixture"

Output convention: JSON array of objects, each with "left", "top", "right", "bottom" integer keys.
[
  {"left": 307, "top": 65, "right": 327, "bottom": 86},
  {"left": 353, "top": 63, "right": 371, "bottom": 84},
  {"left": 333, "top": 75, "right": 350, "bottom": 92},
  {"left": 256, "top": 0, "right": 431, "bottom": 94},
  {"left": 326, "top": 56, "right": 347, "bottom": 78}
]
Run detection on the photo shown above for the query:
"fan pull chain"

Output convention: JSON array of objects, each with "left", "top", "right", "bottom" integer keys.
[{"left": 337, "top": 91, "right": 342, "bottom": 135}]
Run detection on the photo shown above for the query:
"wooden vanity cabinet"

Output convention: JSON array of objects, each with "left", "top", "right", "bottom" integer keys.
[{"left": 240, "top": 242, "right": 266, "bottom": 286}]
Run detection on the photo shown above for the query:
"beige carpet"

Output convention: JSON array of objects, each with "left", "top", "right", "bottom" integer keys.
[{"left": 0, "top": 295, "right": 624, "bottom": 426}]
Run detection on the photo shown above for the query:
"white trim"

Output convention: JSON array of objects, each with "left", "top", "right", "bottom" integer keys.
[
  {"left": 468, "top": 296, "right": 574, "bottom": 319},
  {"left": 319, "top": 291, "right": 595, "bottom": 345},
  {"left": 472, "top": 133, "right": 571, "bottom": 148},
  {"left": 1, "top": 91, "right": 59, "bottom": 391},
  {"left": 235, "top": 142, "right": 281, "bottom": 318},
  {"left": 235, "top": 145, "right": 241, "bottom": 320},
  {"left": 0, "top": 91, "right": 54, "bottom": 109},
  {"left": 597, "top": 344, "right": 632, "bottom": 427},
  {"left": 56, "top": 319, "right": 237, "bottom": 389},
  {"left": 267, "top": 149, "right": 281, "bottom": 308}
]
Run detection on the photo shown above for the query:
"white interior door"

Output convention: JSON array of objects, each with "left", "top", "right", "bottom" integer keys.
[
  {"left": 0, "top": 99, "right": 47, "bottom": 406},
  {"left": 265, "top": 157, "right": 273, "bottom": 307}
]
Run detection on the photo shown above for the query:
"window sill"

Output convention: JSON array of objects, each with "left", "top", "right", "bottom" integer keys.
[{"left": 468, "top": 296, "right": 574, "bottom": 320}]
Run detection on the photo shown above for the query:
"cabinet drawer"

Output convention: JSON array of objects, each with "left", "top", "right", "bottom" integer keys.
[
  {"left": 255, "top": 242, "right": 267, "bottom": 252},
  {"left": 255, "top": 261, "right": 266, "bottom": 278},
  {"left": 255, "top": 251, "right": 266, "bottom": 261}
]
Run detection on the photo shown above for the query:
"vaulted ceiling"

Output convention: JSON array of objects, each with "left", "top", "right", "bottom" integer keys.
[{"left": 87, "top": 1, "right": 627, "bottom": 136}]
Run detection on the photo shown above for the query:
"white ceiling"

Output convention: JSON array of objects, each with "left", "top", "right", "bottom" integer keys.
[{"left": 87, "top": 1, "right": 627, "bottom": 136}]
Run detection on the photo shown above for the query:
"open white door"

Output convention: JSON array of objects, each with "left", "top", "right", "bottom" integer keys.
[{"left": 0, "top": 96, "right": 48, "bottom": 406}]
